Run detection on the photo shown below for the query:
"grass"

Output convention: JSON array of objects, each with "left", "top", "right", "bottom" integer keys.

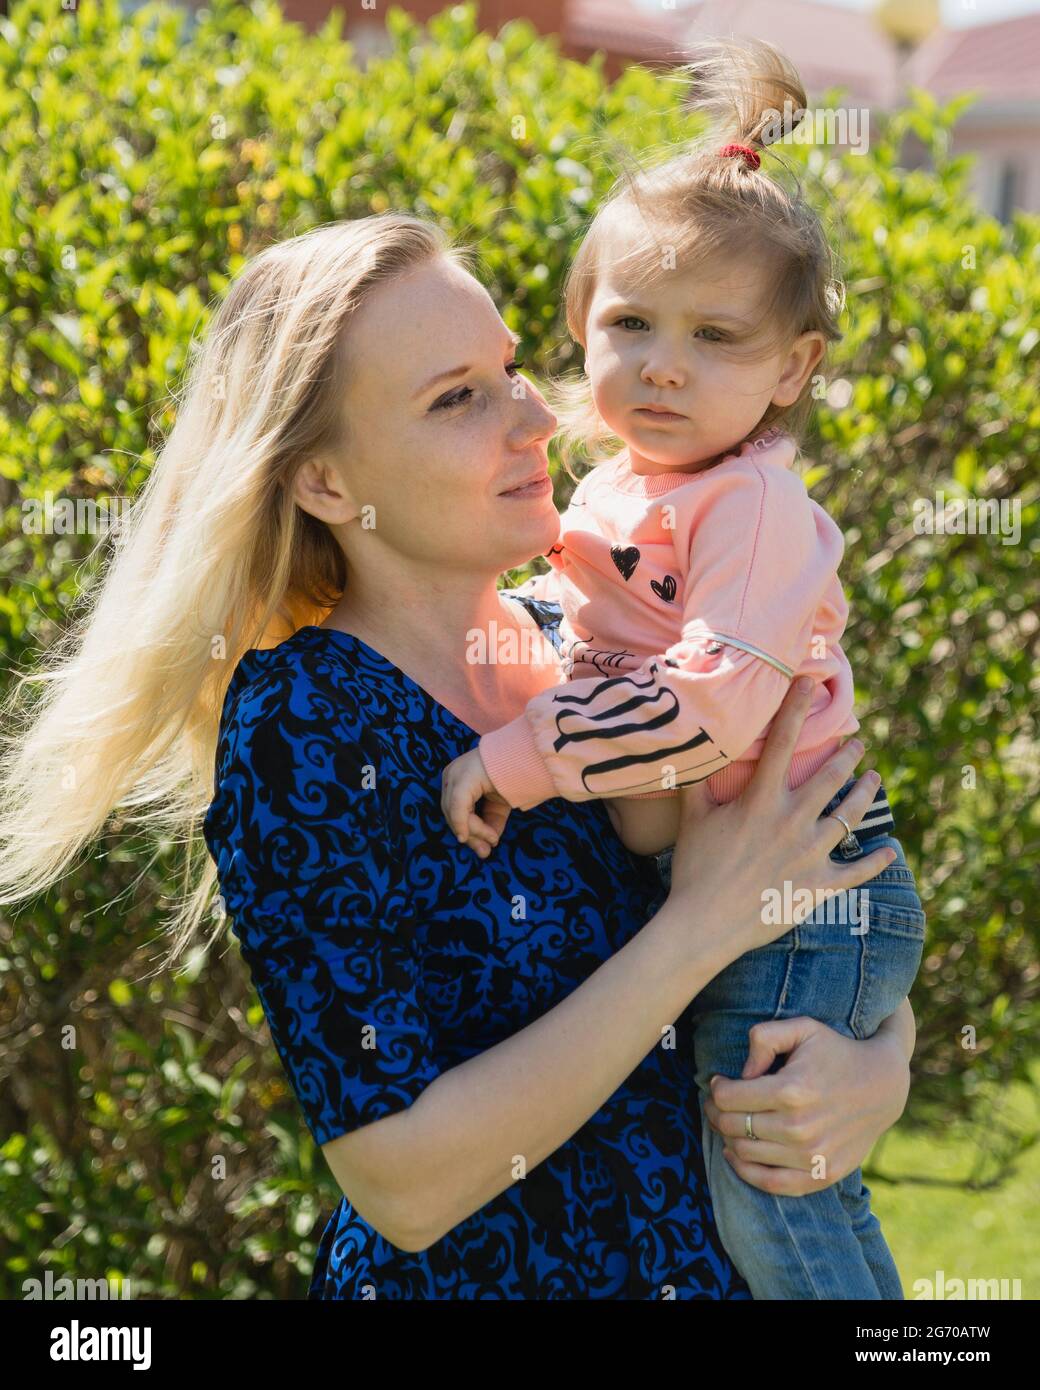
[{"left": 866, "top": 1061, "right": 1040, "bottom": 1299}]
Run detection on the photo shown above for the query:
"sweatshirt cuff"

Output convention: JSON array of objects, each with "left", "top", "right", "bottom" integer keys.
[{"left": 479, "top": 715, "right": 559, "bottom": 812}]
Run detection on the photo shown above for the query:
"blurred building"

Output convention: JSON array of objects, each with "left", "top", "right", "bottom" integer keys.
[{"left": 197, "top": 0, "right": 1040, "bottom": 219}]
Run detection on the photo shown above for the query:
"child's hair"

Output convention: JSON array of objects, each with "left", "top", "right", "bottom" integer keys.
[
  {"left": 548, "top": 35, "right": 846, "bottom": 477},
  {"left": 0, "top": 213, "right": 472, "bottom": 973}
]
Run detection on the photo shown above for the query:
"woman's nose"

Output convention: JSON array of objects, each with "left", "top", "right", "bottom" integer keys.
[
  {"left": 536, "top": 396, "right": 559, "bottom": 437},
  {"left": 513, "top": 384, "right": 557, "bottom": 441}
]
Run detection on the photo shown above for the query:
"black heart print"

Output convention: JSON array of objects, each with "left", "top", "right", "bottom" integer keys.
[
  {"left": 650, "top": 574, "right": 677, "bottom": 602},
  {"left": 610, "top": 545, "right": 641, "bottom": 580}
]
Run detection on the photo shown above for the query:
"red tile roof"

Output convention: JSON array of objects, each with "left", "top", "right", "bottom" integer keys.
[
  {"left": 566, "top": 0, "right": 902, "bottom": 103},
  {"left": 564, "top": 0, "right": 1040, "bottom": 111},
  {"left": 905, "top": 12, "right": 1040, "bottom": 105}
]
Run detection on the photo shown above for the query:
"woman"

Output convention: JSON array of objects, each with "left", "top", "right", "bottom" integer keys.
[{"left": 0, "top": 215, "right": 916, "bottom": 1299}]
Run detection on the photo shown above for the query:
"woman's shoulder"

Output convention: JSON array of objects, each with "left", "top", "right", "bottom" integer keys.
[
  {"left": 210, "top": 628, "right": 394, "bottom": 820},
  {"left": 218, "top": 626, "right": 373, "bottom": 742},
  {"left": 211, "top": 622, "right": 465, "bottom": 819},
  {"left": 204, "top": 630, "right": 395, "bottom": 897}
]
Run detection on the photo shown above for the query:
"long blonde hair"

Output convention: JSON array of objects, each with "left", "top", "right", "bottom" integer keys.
[
  {"left": 0, "top": 213, "right": 470, "bottom": 972},
  {"left": 548, "top": 35, "right": 846, "bottom": 476}
]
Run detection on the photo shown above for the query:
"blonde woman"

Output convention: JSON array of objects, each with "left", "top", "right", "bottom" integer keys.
[{"left": 0, "top": 213, "right": 914, "bottom": 1299}]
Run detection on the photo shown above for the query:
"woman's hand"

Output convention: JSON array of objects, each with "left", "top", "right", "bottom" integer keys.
[
  {"left": 440, "top": 749, "right": 512, "bottom": 858},
  {"left": 662, "top": 676, "right": 915, "bottom": 1195},
  {"left": 666, "top": 676, "right": 896, "bottom": 966},
  {"left": 701, "top": 1011, "right": 912, "bottom": 1195}
]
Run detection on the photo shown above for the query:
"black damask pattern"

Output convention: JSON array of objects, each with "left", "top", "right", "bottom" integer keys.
[{"left": 202, "top": 616, "right": 751, "bottom": 1300}]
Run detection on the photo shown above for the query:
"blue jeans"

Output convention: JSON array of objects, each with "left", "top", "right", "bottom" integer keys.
[{"left": 655, "top": 777, "right": 926, "bottom": 1299}]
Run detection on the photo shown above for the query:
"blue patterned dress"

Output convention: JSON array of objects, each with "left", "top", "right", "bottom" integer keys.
[{"left": 202, "top": 605, "right": 751, "bottom": 1300}]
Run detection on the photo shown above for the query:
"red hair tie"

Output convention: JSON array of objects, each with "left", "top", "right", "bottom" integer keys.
[{"left": 717, "top": 143, "right": 761, "bottom": 170}]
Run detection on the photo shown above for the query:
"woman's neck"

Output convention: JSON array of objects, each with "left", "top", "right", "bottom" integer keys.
[{"left": 318, "top": 569, "right": 554, "bottom": 732}]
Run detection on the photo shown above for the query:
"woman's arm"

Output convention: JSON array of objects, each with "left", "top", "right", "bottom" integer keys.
[
  {"left": 328, "top": 878, "right": 727, "bottom": 1250},
  {"left": 701, "top": 997, "right": 916, "bottom": 1197},
  {"left": 877, "top": 994, "right": 916, "bottom": 1064},
  {"left": 324, "top": 681, "right": 895, "bottom": 1250}
]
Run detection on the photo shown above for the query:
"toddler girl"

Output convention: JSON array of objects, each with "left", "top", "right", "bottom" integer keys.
[{"left": 440, "top": 37, "right": 926, "bottom": 1299}]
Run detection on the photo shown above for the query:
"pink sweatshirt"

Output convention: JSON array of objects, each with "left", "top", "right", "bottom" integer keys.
[{"left": 479, "top": 427, "right": 859, "bottom": 811}]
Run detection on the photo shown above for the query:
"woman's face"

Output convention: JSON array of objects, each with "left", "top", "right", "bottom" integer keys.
[{"left": 302, "top": 256, "right": 561, "bottom": 576}]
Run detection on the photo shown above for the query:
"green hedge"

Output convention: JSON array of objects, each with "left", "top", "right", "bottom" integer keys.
[{"left": 1, "top": 0, "right": 1036, "bottom": 1298}]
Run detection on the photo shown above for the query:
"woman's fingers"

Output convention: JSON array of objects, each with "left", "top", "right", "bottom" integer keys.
[
  {"left": 808, "top": 769, "right": 897, "bottom": 894},
  {"left": 721, "top": 1139, "right": 802, "bottom": 1169},
  {"left": 745, "top": 677, "right": 814, "bottom": 799},
  {"left": 706, "top": 1067, "right": 793, "bottom": 1120},
  {"left": 814, "top": 769, "right": 883, "bottom": 852},
  {"left": 828, "top": 844, "right": 896, "bottom": 891},
  {"left": 795, "top": 735, "right": 867, "bottom": 819},
  {"left": 722, "top": 1153, "right": 817, "bottom": 1195},
  {"left": 676, "top": 781, "right": 714, "bottom": 830}
]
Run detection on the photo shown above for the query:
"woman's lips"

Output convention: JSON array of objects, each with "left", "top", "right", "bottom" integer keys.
[{"left": 501, "top": 474, "right": 553, "bottom": 499}]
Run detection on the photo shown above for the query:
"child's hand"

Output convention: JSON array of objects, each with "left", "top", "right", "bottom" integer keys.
[{"left": 441, "top": 749, "right": 512, "bottom": 858}]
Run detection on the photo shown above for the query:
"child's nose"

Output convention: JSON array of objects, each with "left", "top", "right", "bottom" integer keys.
[{"left": 641, "top": 356, "right": 686, "bottom": 388}]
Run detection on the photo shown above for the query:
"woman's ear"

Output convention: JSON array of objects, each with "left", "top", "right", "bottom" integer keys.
[
  {"left": 772, "top": 331, "right": 826, "bottom": 408},
  {"left": 291, "top": 455, "right": 362, "bottom": 526}
]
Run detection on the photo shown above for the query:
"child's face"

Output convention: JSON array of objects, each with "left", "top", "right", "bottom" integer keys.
[{"left": 581, "top": 215, "right": 824, "bottom": 474}]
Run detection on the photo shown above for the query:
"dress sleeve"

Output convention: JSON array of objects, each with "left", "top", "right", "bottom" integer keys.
[
  {"left": 478, "top": 462, "right": 846, "bottom": 810},
  {"left": 203, "top": 661, "right": 442, "bottom": 1146}
]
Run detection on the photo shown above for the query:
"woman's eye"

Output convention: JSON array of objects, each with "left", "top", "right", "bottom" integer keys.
[
  {"left": 432, "top": 385, "right": 473, "bottom": 410},
  {"left": 615, "top": 316, "right": 646, "bottom": 331},
  {"left": 432, "top": 357, "right": 525, "bottom": 410},
  {"left": 696, "top": 326, "right": 726, "bottom": 342}
]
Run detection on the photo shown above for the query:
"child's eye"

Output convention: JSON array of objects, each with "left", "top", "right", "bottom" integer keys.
[
  {"left": 431, "top": 358, "right": 525, "bottom": 411},
  {"left": 613, "top": 316, "right": 727, "bottom": 341}
]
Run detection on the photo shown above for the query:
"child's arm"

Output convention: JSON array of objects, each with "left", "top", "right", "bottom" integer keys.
[
  {"left": 476, "top": 462, "right": 848, "bottom": 815},
  {"left": 605, "top": 794, "right": 681, "bottom": 856},
  {"left": 441, "top": 560, "right": 566, "bottom": 856}
]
